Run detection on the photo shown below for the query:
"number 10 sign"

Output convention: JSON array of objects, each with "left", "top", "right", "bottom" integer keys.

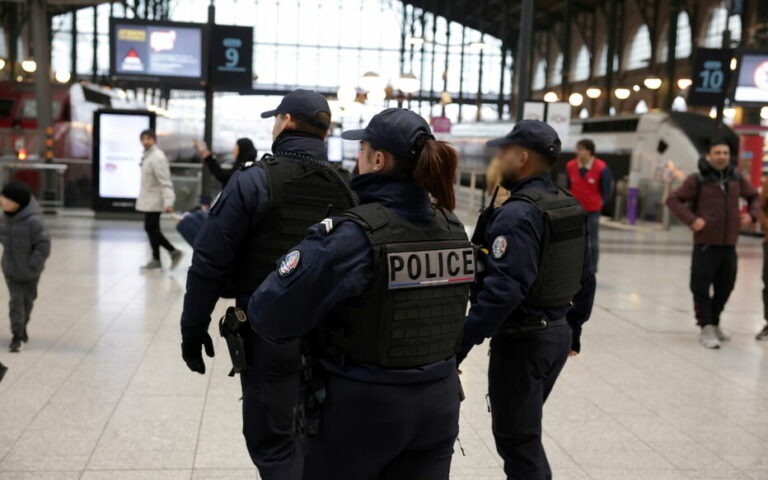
[{"left": 688, "top": 48, "right": 734, "bottom": 108}]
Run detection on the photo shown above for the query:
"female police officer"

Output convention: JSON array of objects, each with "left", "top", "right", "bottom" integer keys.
[{"left": 247, "top": 108, "right": 473, "bottom": 480}]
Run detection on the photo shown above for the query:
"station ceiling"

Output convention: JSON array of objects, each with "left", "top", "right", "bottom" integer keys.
[{"left": 403, "top": 0, "right": 600, "bottom": 44}]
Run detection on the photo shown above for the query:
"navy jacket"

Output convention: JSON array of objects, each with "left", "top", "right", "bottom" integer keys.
[
  {"left": 460, "top": 174, "right": 596, "bottom": 359},
  {"left": 248, "top": 173, "right": 457, "bottom": 384},
  {"left": 180, "top": 132, "right": 328, "bottom": 338}
]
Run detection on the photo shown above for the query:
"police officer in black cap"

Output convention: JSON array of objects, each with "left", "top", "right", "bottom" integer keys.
[
  {"left": 179, "top": 89, "right": 356, "bottom": 480},
  {"left": 247, "top": 108, "right": 472, "bottom": 479},
  {"left": 459, "top": 120, "right": 596, "bottom": 480}
]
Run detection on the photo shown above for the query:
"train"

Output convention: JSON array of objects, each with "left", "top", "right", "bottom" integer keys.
[
  {"left": 0, "top": 81, "right": 203, "bottom": 161},
  {"left": 439, "top": 111, "right": 748, "bottom": 221}
]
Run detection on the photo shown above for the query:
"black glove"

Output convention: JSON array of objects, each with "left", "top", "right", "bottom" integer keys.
[
  {"left": 571, "top": 335, "right": 581, "bottom": 354},
  {"left": 182, "top": 332, "right": 215, "bottom": 374}
]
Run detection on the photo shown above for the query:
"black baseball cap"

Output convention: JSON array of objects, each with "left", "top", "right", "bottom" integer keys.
[
  {"left": 341, "top": 108, "right": 434, "bottom": 161},
  {"left": 261, "top": 89, "right": 331, "bottom": 130},
  {"left": 487, "top": 120, "right": 562, "bottom": 159}
]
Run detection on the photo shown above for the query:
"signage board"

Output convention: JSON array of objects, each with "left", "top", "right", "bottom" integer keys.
[
  {"left": 732, "top": 49, "right": 768, "bottom": 104},
  {"left": 688, "top": 48, "right": 734, "bottom": 107},
  {"left": 546, "top": 102, "right": 571, "bottom": 145},
  {"left": 210, "top": 25, "right": 254, "bottom": 90},
  {"left": 110, "top": 18, "right": 207, "bottom": 86},
  {"left": 93, "top": 110, "right": 156, "bottom": 211},
  {"left": 522, "top": 102, "right": 546, "bottom": 121}
]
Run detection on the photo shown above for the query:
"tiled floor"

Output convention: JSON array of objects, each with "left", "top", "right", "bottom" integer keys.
[{"left": 0, "top": 215, "right": 767, "bottom": 480}]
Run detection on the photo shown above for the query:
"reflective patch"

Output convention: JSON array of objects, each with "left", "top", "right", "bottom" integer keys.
[
  {"left": 210, "top": 191, "right": 223, "bottom": 209},
  {"left": 321, "top": 218, "right": 334, "bottom": 234},
  {"left": 387, "top": 247, "right": 476, "bottom": 289},
  {"left": 492, "top": 236, "right": 508, "bottom": 259},
  {"left": 279, "top": 250, "right": 301, "bottom": 277}
]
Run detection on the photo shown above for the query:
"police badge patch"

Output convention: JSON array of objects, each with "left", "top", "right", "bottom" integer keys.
[
  {"left": 492, "top": 236, "right": 508, "bottom": 259},
  {"left": 279, "top": 250, "right": 301, "bottom": 277}
]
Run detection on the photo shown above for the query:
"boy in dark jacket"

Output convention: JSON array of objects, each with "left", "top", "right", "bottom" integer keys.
[
  {"left": 0, "top": 182, "right": 51, "bottom": 352},
  {"left": 666, "top": 140, "right": 759, "bottom": 349}
]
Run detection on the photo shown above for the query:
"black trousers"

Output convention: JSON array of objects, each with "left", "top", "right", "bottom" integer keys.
[
  {"left": 6, "top": 277, "right": 39, "bottom": 339},
  {"left": 143, "top": 212, "right": 176, "bottom": 261},
  {"left": 239, "top": 332, "right": 303, "bottom": 480},
  {"left": 303, "top": 372, "right": 460, "bottom": 480},
  {"left": 762, "top": 243, "right": 768, "bottom": 321},
  {"left": 488, "top": 325, "right": 572, "bottom": 480},
  {"left": 690, "top": 244, "right": 737, "bottom": 327}
]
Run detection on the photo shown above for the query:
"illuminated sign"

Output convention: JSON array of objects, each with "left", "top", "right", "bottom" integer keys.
[
  {"left": 110, "top": 19, "right": 206, "bottom": 85},
  {"left": 93, "top": 110, "right": 156, "bottom": 211},
  {"left": 733, "top": 49, "right": 768, "bottom": 104}
]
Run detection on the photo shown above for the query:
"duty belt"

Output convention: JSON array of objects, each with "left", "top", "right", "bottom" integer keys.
[{"left": 498, "top": 317, "right": 568, "bottom": 337}]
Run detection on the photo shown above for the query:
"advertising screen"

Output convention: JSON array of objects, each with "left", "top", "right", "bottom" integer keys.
[
  {"left": 733, "top": 50, "right": 768, "bottom": 104},
  {"left": 93, "top": 110, "right": 156, "bottom": 211},
  {"left": 111, "top": 20, "right": 205, "bottom": 82}
]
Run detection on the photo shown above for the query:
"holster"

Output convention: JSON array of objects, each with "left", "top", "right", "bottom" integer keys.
[
  {"left": 294, "top": 338, "right": 326, "bottom": 437},
  {"left": 218, "top": 307, "right": 250, "bottom": 377}
]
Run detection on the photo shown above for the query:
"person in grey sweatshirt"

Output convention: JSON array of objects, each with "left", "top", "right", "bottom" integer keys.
[{"left": 0, "top": 181, "right": 50, "bottom": 352}]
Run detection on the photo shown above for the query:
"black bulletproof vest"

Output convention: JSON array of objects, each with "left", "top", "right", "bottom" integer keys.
[
  {"left": 511, "top": 188, "right": 586, "bottom": 309},
  {"left": 319, "top": 203, "right": 475, "bottom": 368},
  {"left": 231, "top": 153, "right": 356, "bottom": 294}
]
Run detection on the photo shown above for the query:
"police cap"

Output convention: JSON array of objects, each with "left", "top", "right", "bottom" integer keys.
[
  {"left": 261, "top": 89, "right": 331, "bottom": 130},
  {"left": 487, "top": 120, "right": 562, "bottom": 160},
  {"left": 341, "top": 108, "right": 434, "bottom": 161}
]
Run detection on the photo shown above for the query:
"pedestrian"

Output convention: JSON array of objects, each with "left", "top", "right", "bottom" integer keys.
[
  {"left": 459, "top": 121, "right": 596, "bottom": 480},
  {"left": 179, "top": 90, "right": 357, "bottom": 480},
  {"left": 565, "top": 138, "right": 612, "bottom": 271},
  {"left": 248, "top": 108, "right": 470, "bottom": 480},
  {"left": 197, "top": 137, "right": 258, "bottom": 187},
  {"left": 666, "top": 139, "right": 759, "bottom": 349},
  {"left": 756, "top": 175, "right": 768, "bottom": 341},
  {"left": 136, "top": 129, "right": 182, "bottom": 270},
  {"left": 0, "top": 181, "right": 51, "bottom": 353}
]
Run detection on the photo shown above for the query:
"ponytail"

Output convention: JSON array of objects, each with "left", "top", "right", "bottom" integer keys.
[{"left": 412, "top": 139, "right": 458, "bottom": 211}]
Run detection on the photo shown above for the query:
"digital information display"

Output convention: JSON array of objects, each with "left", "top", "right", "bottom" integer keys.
[
  {"left": 93, "top": 110, "right": 156, "bottom": 211},
  {"left": 733, "top": 51, "right": 768, "bottom": 104},
  {"left": 112, "top": 20, "right": 204, "bottom": 81}
]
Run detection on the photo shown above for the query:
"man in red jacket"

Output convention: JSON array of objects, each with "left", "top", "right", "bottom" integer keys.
[
  {"left": 666, "top": 140, "right": 759, "bottom": 349},
  {"left": 566, "top": 139, "right": 612, "bottom": 271}
]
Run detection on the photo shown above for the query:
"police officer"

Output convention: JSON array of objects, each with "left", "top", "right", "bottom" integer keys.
[
  {"left": 459, "top": 121, "right": 596, "bottom": 480},
  {"left": 179, "top": 90, "right": 356, "bottom": 480},
  {"left": 247, "top": 108, "right": 471, "bottom": 480}
]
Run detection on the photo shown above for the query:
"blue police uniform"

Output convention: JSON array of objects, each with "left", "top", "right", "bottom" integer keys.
[
  {"left": 248, "top": 173, "right": 463, "bottom": 480},
  {"left": 181, "top": 131, "right": 331, "bottom": 480},
  {"left": 459, "top": 122, "right": 596, "bottom": 480}
]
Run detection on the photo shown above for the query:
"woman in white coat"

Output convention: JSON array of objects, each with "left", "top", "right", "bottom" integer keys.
[{"left": 137, "top": 129, "right": 183, "bottom": 270}]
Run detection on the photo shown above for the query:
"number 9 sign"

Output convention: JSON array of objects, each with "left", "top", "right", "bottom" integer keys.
[{"left": 223, "top": 38, "right": 242, "bottom": 68}]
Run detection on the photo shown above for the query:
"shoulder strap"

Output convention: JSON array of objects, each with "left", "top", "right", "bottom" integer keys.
[{"left": 343, "top": 204, "right": 390, "bottom": 233}]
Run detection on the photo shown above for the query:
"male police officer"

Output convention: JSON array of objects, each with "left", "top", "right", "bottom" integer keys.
[
  {"left": 179, "top": 90, "right": 356, "bottom": 480},
  {"left": 459, "top": 121, "right": 596, "bottom": 480}
]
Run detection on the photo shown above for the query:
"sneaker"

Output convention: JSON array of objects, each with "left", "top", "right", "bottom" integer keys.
[
  {"left": 700, "top": 325, "right": 721, "bottom": 349},
  {"left": 141, "top": 260, "right": 162, "bottom": 270},
  {"left": 9, "top": 337, "right": 21, "bottom": 353},
  {"left": 714, "top": 326, "right": 730, "bottom": 342},
  {"left": 757, "top": 323, "right": 768, "bottom": 340},
  {"left": 0, "top": 362, "right": 7, "bottom": 383},
  {"left": 21, "top": 327, "right": 28, "bottom": 343},
  {"left": 170, "top": 250, "right": 184, "bottom": 270}
]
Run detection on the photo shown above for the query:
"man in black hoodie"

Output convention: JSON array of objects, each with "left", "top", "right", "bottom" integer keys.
[{"left": 0, "top": 181, "right": 51, "bottom": 352}]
